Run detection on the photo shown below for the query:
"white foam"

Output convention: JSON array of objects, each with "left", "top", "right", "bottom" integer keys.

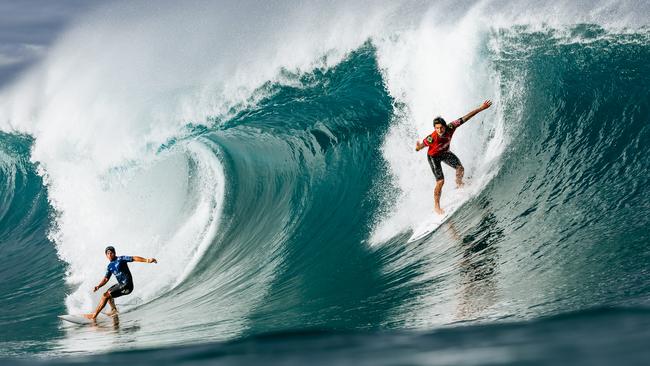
[{"left": 369, "top": 5, "right": 503, "bottom": 244}]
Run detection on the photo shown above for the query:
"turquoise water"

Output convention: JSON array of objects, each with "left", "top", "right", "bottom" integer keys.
[{"left": 1, "top": 1, "right": 649, "bottom": 364}]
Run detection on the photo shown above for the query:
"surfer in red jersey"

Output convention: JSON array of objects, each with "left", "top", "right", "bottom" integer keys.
[{"left": 416, "top": 100, "right": 492, "bottom": 214}]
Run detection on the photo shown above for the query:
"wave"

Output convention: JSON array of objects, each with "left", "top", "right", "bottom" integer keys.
[{"left": 0, "top": 0, "right": 648, "bottom": 357}]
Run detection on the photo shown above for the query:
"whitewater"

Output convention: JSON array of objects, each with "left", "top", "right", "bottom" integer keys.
[{"left": 0, "top": 0, "right": 649, "bottom": 364}]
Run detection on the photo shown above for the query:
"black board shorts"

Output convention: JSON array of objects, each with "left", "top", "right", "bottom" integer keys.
[
  {"left": 108, "top": 283, "right": 133, "bottom": 298},
  {"left": 427, "top": 151, "right": 463, "bottom": 181}
]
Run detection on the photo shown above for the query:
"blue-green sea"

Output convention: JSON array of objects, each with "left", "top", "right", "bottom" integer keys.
[{"left": 1, "top": 1, "right": 649, "bottom": 365}]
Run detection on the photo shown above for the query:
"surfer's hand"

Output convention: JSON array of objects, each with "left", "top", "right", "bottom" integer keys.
[
  {"left": 481, "top": 100, "right": 492, "bottom": 110},
  {"left": 93, "top": 286, "right": 99, "bottom": 292},
  {"left": 148, "top": 258, "right": 157, "bottom": 264}
]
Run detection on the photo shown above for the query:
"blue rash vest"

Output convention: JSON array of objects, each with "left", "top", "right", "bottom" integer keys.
[{"left": 105, "top": 256, "right": 134, "bottom": 286}]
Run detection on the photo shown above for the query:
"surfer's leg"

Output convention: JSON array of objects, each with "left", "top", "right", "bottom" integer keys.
[
  {"left": 86, "top": 283, "right": 123, "bottom": 319},
  {"left": 434, "top": 179, "right": 445, "bottom": 215},
  {"left": 86, "top": 292, "right": 111, "bottom": 319},
  {"left": 106, "top": 284, "right": 131, "bottom": 315},
  {"left": 107, "top": 297, "right": 118, "bottom": 315},
  {"left": 441, "top": 152, "right": 464, "bottom": 187},
  {"left": 428, "top": 155, "right": 446, "bottom": 214},
  {"left": 455, "top": 164, "right": 465, "bottom": 188}
]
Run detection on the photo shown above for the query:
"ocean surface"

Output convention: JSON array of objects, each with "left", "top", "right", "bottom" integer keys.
[{"left": 1, "top": 1, "right": 649, "bottom": 365}]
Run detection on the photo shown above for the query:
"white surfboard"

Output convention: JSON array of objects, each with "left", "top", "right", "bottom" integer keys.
[
  {"left": 59, "top": 313, "right": 114, "bottom": 325},
  {"left": 408, "top": 212, "right": 450, "bottom": 242},
  {"left": 408, "top": 184, "right": 471, "bottom": 242}
]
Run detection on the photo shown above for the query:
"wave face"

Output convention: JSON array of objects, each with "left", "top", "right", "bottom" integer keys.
[{"left": 0, "top": 0, "right": 649, "bottom": 360}]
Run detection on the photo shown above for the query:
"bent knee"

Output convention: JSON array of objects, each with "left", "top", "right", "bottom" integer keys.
[{"left": 103, "top": 291, "right": 112, "bottom": 298}]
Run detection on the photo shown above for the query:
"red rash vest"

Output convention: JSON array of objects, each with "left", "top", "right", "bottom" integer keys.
[{"left": 422, "top": 118, "right": 464, "bottom": 156}]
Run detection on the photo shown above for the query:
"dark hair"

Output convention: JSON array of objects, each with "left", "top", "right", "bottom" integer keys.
[
  {"left": 105, "top": 246, "right": 116, "bottom": 254},
  {"left": 433, "top": 117, "right": 446, "bottom": 127}
]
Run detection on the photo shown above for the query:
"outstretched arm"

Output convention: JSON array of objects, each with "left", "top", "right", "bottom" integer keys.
[
  {"left": 415, "top": 140, "right": 426, "bottom": 152},
  {"left": 461, "top": 100, "right": 492, "bottom": 123},
  {"left": 132, "top": 256, "right": 157, "bottom": 264},
  {"left": 93, "top": 277, "right": 109, "bottom": 292}
]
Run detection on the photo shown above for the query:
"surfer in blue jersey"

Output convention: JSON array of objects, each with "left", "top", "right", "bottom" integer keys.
[
  {"left": 84, "top": 246, "right": 157, "bottom": 320},
  {"left": 416, "top": 100, "right": 492, "bottom": 214}
]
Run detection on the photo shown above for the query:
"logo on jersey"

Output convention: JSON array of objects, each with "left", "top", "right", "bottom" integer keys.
[{"left": 426, "top": 136, "right": 433, "bottom": 143}]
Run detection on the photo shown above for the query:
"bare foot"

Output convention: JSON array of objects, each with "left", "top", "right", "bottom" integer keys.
[
  {"left": 456, "top": 181, "right": 465, "bottom": 189},
  {"left": 84, "top": 314, "right": 96, "bottom": 320},
  {"left": 105, "top": 310, "right": 118, "bottom": 316},
  {"left": 434, "top": 206, "right": 445, "bottom": 215}
]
